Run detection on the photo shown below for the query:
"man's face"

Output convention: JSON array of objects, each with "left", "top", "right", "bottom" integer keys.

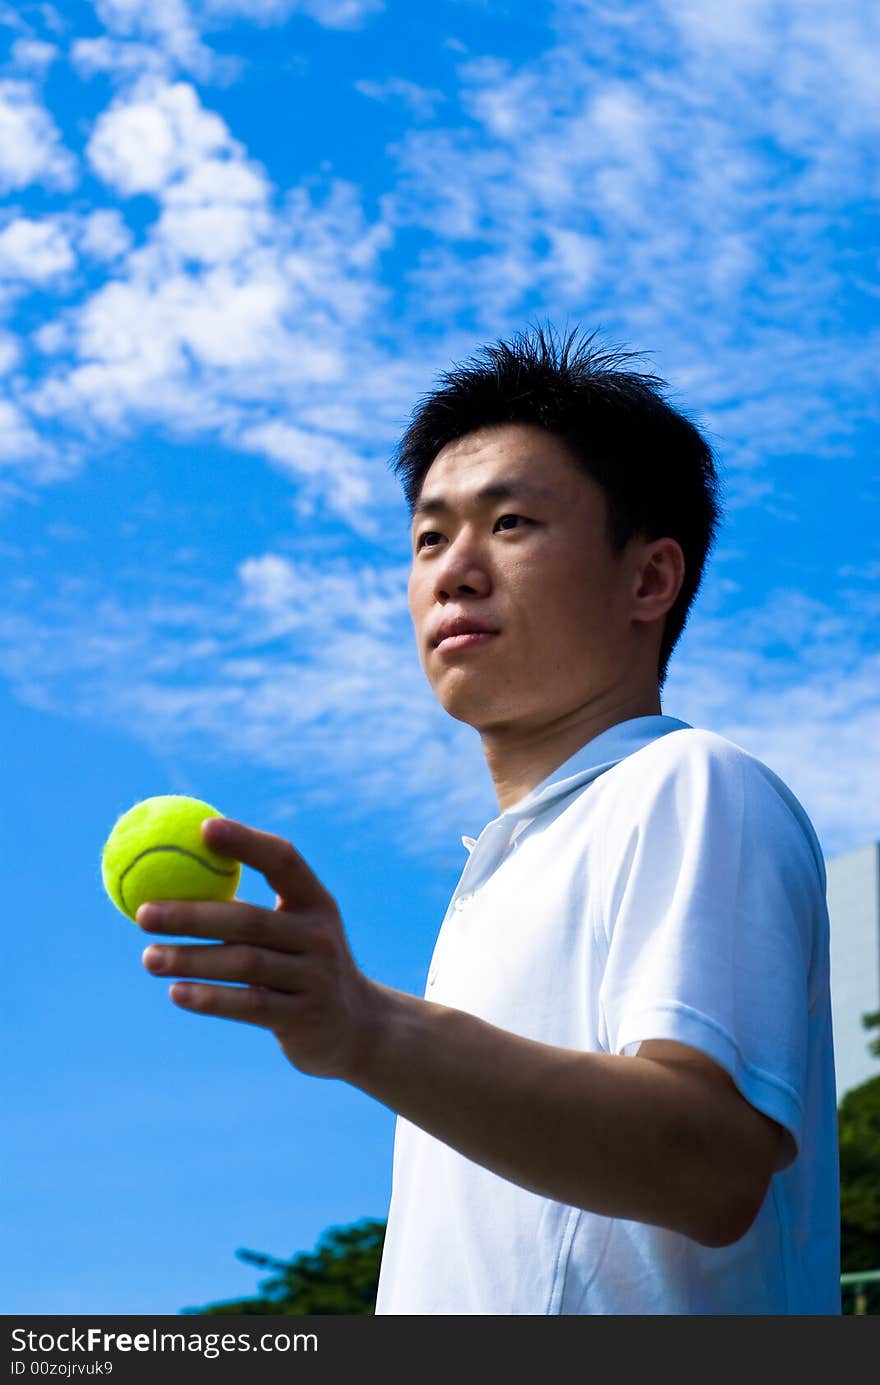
[{"left": 407, "top": 422, "right": 661, "bottom": 734}]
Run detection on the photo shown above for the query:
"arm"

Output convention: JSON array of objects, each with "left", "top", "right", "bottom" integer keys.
[
  {"left": 348, "top": 985, "right": 785, "bottom": 1248},
  {"left": 137, "top": 818, "right": 785, "bottom": 1250}
]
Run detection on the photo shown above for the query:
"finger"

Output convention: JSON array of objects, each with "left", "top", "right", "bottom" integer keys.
[
  {"left": 200, "top": 818, "right": 335, "bottom": 911},
  {"left": 142, "top": 940, "right": 312, "bottom": 994},
  {"left": 168, "top": 979, "right": 293, "bottom": 1031},
  {"left": 136, "top": 898, "right": 313, "bottom": 953}
]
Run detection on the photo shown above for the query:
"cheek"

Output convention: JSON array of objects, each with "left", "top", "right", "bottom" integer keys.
[
  {"left": 408, "top": 574, "right": 430, "bottom": 651},
  {"left": 407, "top": 570, "right": 421, "bottom": 618},
  {"left": 527, "top": 563, "right": 607, "bottom": 646}
]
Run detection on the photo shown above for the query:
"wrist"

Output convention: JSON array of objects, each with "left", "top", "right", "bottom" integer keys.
[{"left": 342, "top": 977, "right": 411, "bottom": 1092}]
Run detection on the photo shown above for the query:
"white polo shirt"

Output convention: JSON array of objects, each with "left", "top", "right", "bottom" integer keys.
[{"left": 374, "top": 715, "right": 841, "bottom": 1315}]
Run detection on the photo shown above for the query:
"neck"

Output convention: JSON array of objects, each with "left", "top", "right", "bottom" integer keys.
[{"left": 481, "top": 685, "right": 662, "bottom": 813}]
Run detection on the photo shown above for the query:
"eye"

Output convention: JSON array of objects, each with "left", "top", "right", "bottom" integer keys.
[
  {"left": 415, "top": 530, "right": 441, "bottom": 550},
  {"left": 415, "top": 514, "right": 529, "bottom": 550}
]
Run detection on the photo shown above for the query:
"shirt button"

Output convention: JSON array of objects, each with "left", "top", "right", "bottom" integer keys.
[{"left": 454, "top": 893, "right": 473, "bottom": 911}]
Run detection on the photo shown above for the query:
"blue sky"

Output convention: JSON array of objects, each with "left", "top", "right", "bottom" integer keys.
[{"left": 1, "top": 0, "right": 878, "bottom": 1315}]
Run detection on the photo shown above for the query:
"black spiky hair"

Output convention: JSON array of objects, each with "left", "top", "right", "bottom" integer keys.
[{"left": 390, "top": 321, "right": 724, "bottom": 692}]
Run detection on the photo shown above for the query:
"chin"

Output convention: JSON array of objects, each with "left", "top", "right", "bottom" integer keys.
[
  {"left": 437, "top": 696, "right": 482, "bottom": 727},
  {"left": 433, "top": 685, "right": 490, "bottom": 727},
  {"left": 437, "top": 690, "right": 517, "bottom": 733}
]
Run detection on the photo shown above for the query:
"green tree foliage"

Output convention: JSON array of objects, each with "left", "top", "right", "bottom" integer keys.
[
  {"left": 180, "top": 1218, "right": 386, "bottom": 1316},
  {"left": 839, "top": 1075, "right": 880, "bottom": 1268},
  {"left": 862, "top": 1008, "right": 880, "bottom": 1059},
  {"left": 839, "top": 1007, "right": 880, "bottom": 1314}
]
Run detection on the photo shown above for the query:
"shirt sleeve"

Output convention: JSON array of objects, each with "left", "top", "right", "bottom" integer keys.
[{"left": 596, "top": 733, "right": 821, "bottom": 1160}]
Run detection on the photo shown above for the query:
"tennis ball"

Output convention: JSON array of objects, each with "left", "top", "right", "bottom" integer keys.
[{"left": 101, "top": 794, "right": 242, "bottom": 922}]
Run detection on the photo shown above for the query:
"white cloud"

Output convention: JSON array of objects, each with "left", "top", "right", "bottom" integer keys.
[
  {"left": 163, "top": 157, "right": 268, "bottom": 208},
  {"left": 355, "top": 76, "right": 445, "bottom": 119},
  {"left": 159, "top": 204, "right": 269, "bottom": 264},
  {"left": 458, "top": 57, "right": 548, "bottom": 142},
  {"left": 0, "top": 79, "right": 76, "bottom": 193},
  {"left": 658, "top": 0, "right": 880, "bottom": 147},
  {"left": 235, "top": 423, "right": 376, "bottom": 531},
  {"left": 541, "top": 228, "right": 600, "bottom": 299},
  {"left": 373, "top": 0, "right": 880, "bottom": 490},
  {"left": 237, "top": 553, "right": 404, "bottom": 636},
  {"left": 659, "top": 0, "right": 774, "bottom": 58},
  {"left": 0, "top": 218, "right": 75, "bottom": 284},
  {"left": 155, "top": 157, "right": 273, "bottom": 263},
  {"left": 10, "top": 38, "right": 59, "bottom": 71},
  {"left": 0, "top": 0, "right": 874, "bottom": 885},
  {"left": 0, "top": 3, "right": 27, "bottom": 33},
  {"left": 80, "top": 0, "right": 384, "bottom": 82},
  {"left": 589, "top": 84, "right": 656, "bottom": 180},
  {"left": 93, "top": 0, "right": 226, "bottom": 82},
  {"left": 139, "top": 267, "right": 285, "bottom": 366},
  {"left": 97, "top": 0, "right": 197, "bottom": 40},
  {"left": 78, "top": 209, "right": 134, "bottom": 262},
  {"left": 32, "top": 320, "right": 69, "bottom": 354},
  {"left": 30, "top": 79, "right": 399, "bottom": 525},
  {"left": 87, "top": 80, "right": 234, "bottom": 196},
  {"left": 203, "top": 0, "right": 385, "bottom": 28},
  {"left": 296, "top": 0, "right": 385, "bottom": 25},
  {"left": 37, "top": 4, "right": 66, "bottom": 35},
  {"left": 0, "top": 549, "right": 874, "bottom": 864},
  {"left": 60, "top": 238, "right": 324, "bottom": 391},
  {"left": 10, "top": 0, "right": 877, "bottom": 527},
  {"left": 0, "top": 332, "right": 21, "bottom": 374},
  {"left": 0, "top": 397, "right": 44, "bottom": 461},
  {"left": 71, "top": 37, "right": 173, "bottom": 82},
  {"left": 0, "top": 1, "right": 65, "bottom": 32}
]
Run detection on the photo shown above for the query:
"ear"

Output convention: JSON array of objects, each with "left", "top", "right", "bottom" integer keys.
[{"left": 630, "top": 538, "right": 686, "bottom": 626}]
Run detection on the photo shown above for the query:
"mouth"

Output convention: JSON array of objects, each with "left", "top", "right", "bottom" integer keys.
[{"left": 434, "top": 630, "right": 500, "bottom": 654}]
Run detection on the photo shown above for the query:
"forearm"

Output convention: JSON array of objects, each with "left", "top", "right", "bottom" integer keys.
[{"left": 348, "top": 982, "right": 740, "bottom": 1247}]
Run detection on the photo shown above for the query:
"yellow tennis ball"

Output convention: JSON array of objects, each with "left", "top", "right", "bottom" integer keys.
[{"left": 101, "top": 794, "right": 242, "bottom": 921}]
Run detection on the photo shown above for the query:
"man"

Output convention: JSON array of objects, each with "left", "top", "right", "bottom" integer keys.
[{"left": 137, "top": 325, "right": 841, "bottom": 1314}]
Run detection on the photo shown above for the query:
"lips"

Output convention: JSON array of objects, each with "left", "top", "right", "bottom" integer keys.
[
  {"left": 435, "top": 630, "right": 499, "bottom": 655},
  {"left": 433, "top": 619, "right": 500, "bottom": 647}
]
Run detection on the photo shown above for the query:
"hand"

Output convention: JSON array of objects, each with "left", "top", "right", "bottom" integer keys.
[{"left": 136, "top": 817, "right": 381, "bottom": 1082}]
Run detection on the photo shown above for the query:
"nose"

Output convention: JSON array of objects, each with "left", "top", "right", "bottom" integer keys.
[{"left": 430, "top": 530, "right": 492, "bottom": 600}]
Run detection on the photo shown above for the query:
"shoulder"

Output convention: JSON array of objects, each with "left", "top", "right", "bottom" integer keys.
[
  {"left": 600, "top": 726, "right": 750, "bottom": 825},
  {"left": 613, "top": 726, "right": 805, "bottom": 815},
  {"left": 601, "top": 727, "right": 825, "bottom": 886},
  {"left": 638, "top": 725, "right": 751, "bottom": 775}
]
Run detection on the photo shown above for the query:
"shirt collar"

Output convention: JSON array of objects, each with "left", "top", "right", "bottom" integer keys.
[{"left": 461, "top": 714, "right": 692, "bottom": 853}]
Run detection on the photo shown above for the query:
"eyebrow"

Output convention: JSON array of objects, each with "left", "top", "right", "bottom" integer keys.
[{"left": 411, "top": 478, "right": 555, "bottom": 523}]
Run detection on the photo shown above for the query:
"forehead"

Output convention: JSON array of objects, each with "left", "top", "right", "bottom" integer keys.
[{"left": 413, "top": 424, "right": 587, "bottom": 517}]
